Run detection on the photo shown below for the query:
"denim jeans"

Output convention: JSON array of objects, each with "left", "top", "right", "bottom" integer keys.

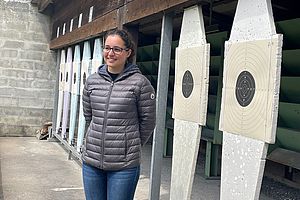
[{"left": 82, "top": 162, "right": 140, "bottom": 200}]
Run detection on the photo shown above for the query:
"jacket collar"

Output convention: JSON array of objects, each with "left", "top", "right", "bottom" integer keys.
[{"left": 98, "top": 63, "right": 141, "bottom": 81}]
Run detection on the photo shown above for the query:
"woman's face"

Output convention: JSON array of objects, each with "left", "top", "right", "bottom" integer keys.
[{"left": 103, "top": 35, "right": 131, "bottom": 73}]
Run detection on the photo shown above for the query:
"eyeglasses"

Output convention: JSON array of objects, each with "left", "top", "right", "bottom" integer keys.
[{"left": 103, "top": 46, "right": 128, "bottom": 55}]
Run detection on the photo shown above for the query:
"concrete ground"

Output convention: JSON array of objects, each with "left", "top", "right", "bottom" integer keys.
[{"left": 0, "top": 137, "right": 299, "bottom": 200}]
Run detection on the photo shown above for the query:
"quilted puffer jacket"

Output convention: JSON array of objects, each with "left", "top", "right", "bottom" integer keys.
[{"left": 82, "top": 63, "right": 156, "bottom": 170}]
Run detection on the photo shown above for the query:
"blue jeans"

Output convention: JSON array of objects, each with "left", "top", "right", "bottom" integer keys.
[{"left": 82, "top": 162, "right": 140, "bottom": 200}]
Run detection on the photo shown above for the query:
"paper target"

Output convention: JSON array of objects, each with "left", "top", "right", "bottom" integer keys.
[
  {"left": 80, "top": 61, "right": 90, "bottom": 95},
  {"left": 64, "top": 62, "right": 72, "bottom": 92},
  {"left": 59, "top": 63, "right": 65, "bottom": 91},
  {"left": 182, "top": 70, "right": 194, "bottom": 98},
  {"left": 71, "top": 61, "right": 81, "bottom": 94},
  {"left": 173, "top": 45, "right": 209, "bottom": 125},
  {"left": 219, "top": 36, "right": 282, "bottom": 143},
  {"left": 235, "top": 71, "right": 255, "bottom": 107}
]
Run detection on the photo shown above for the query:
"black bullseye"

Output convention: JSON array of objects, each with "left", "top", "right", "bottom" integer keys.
[
  {"left": 235, "top": 71, "right": 255, "bottom": 107},
  {"left": 182, "top": 70, "right": 194, "bottom": 98}
]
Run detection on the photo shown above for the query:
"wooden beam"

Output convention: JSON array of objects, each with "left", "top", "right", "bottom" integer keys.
[
  {"left": 51, "top": 0, "right": 125, "bottom": 39},
  {"left": 50, "top": 0, "right": 200, "bottom": 49},
  {"left": 50, "top": 10, "right": 118, "bottom": 49},
  {"left": 38, "top": 0, "right": 53, "bottom": 15},
  {"left": 125, "top": 0, "right": 193, "bottom": 23},
  {"left": 31, "top": 0, "right": 54, "bottom": 15}
]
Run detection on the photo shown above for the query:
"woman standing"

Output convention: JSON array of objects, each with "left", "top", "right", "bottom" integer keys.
[{"left": 81, "top": 29, "right": 156, "bottom": 200}]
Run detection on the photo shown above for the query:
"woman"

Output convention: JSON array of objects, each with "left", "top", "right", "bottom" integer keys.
[{"left": 81, "top": 29, "right": 156, "bottom": 200}]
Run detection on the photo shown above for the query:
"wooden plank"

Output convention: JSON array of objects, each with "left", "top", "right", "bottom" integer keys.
[
  {"left": 267, "top": 148, "right": 300, "bottom": 170},
  {"left": 51, "top": 0, "right": 82, "bottom": 38},
  {"left": 125, "top": 0, "right": 190, "bottom": 23},
  {"left": 50, "top": 0, "right": 195, "bottom": 49},
  {"left": 52, "top": 0, "right": 125, "bottom": 39},
  {"left": 276, "top": 127, "right": 300, "bottom": 153},
  {"left": 282, "top": 49, "right": 300, "bottom": 76},
  {"left": 206, "top": 31, "right": 228, "bottom": 56},
  {"left": 37, "top": 0, "right": 54, "bottom": 15},
  {"left": 280, "top": 77, "right": 300, "bottom": 104},
  {"left": 31, "top": 0, "right": 54, "bottom": 15},
  {"left": 207, "top": 94, "right": 217, "bottom": 114},
  {"left": 50, "top": 10, "right": 118, "bottom": 49},
  {"left": 276, "top": 18, "right": 300, "bottom": 49},
  {"left": 278, "top": 102, "right": 300, "bottom": 130}
]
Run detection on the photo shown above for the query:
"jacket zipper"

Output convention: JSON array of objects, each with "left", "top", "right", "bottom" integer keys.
[
  {"left": 125, "top": 130, "right": 127, "bottom": 158},
  {"left": 101, "top": 80, "right": 114, "bottom": 168}
]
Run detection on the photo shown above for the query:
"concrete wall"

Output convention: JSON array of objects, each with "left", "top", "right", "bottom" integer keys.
[{"left": 0, "top": 0, "right": 56, "bottom": 136}]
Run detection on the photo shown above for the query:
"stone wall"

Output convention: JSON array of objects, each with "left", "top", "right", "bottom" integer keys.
[{"left": 0, "top": 0, "right": 56, "bottom": 136}]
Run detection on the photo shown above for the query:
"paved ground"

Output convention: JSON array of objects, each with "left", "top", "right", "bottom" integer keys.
[{"left": 0, "top": 137, "right": 299, "bottom": 200}]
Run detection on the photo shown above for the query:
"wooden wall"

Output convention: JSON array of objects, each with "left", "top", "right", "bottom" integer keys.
[{"left": 32, "top": 0, "right": 202, "bottom": 49}]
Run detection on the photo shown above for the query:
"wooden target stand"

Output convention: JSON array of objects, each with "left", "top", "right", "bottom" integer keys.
[
  {"left": 61, "top": 47, "right": 73, "bottom": 139},
  {"left": 55, "top": 50, "right": 66, "bottom": 134},
  {"left": 76, "top": 41, "right": 92, "bottom": 152},
  {"left": 170, "top": 5, "right": 210, "bottom": 200},
  {"left": 219, "top": 0, "right": 283, "bottom": 199},
  {"left": 68, "top": 45, "right": 81, "bottom": 145},
  {"left": 91, "top": 38, "right": 103, "bottom": 74}
]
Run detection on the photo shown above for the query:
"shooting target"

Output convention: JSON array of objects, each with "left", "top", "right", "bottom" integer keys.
[
  {"left": 59, "top": 63, "right": 65, "bottom": 91},
  {"left": 71, "top": 61, "right": 81, "bottom": 94},
  {"left": 173, "top": 44, "right": 209, "bottom": 125},
  {"left": 219, "top": 36, "right": 282, "bottom": 143},
  {"left": 64, "top": 62, "right": 72, "bottom": 92},
  {"left": 80, "top": 61, "right": 89, "bottom": 95},
  {"left": 182, "top": 70, "right": 194, "bottom": 98},
  {"left": 235, "top": 71, "right": 255, "bottom": 107}
]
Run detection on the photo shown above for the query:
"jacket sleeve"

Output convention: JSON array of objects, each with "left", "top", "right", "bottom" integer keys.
[
  {"left": 82, "top": 81, "right": 92, "bottom": 124},
  {"left": 138, "top": 78, "right": 156, "bottom": 146}
]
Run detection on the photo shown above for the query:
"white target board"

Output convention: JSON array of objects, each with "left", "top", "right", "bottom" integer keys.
[
  {"left": 219, "top": 0, "right": 283, "bottom": 200},
  {"left": 92, "top": 37, "right": 103, "bottom": 74},
  {"left": 71, "top": 45, "right": 81, "bottom": 95},
  {"left": 220, "top": 36, "right": 282, "bottom": 143},
  {"left": 173, "top": 45, "right": 209, "bottom": 125},
  {"left": 59, "top": 62, "right": 65, "bottom": 92},
  {"left": 56, "top": 50, "right": 66, "bottom": 133},
  {"left": 170, "top": 5, "right": 209, "bottom": 200}
]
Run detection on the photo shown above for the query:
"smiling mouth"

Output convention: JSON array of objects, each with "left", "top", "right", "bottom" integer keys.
[{"left": 107, "top": 57, "right": 116, "bottom": 61}]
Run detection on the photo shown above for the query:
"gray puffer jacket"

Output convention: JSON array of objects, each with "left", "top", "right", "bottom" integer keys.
[{"left": 82, "top": 63, "right": 156, "bottom": 170}]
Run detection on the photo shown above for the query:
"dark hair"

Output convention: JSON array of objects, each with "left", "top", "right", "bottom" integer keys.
[{"left": 105, "top": 29, "right": 135, "bottom": 63}]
